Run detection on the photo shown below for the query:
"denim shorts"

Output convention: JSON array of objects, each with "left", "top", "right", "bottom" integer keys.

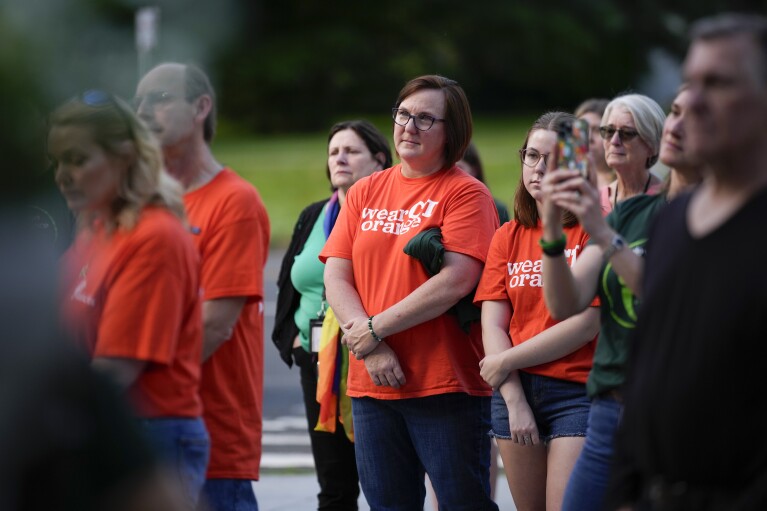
[{"left": 490, "top": 371, "right": 589, "bottom": 444}]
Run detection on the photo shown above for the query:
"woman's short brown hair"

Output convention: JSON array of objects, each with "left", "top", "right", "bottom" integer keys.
[
  {"left": 394, "top": 75, "right": 472, "bottom": 169},
  {"left": 514, "top": 111, "right": 578, "bottom": 229}
]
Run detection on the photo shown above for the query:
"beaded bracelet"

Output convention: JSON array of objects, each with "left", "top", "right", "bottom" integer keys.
[
  {"left": 368, "top": 316, "right": 383, "bottom": 342},
  {"left": 538, "top": 234, "right": 567, "bottom": 256}
]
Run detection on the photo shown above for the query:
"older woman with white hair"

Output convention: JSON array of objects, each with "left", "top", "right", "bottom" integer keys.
[{"left": 597, "top": 94, "right": 666, "bottom": 215}]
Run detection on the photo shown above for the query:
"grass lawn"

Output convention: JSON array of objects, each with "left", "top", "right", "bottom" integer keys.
[{"left": 213, "top": 115, "right": 535, "bottom": 247}]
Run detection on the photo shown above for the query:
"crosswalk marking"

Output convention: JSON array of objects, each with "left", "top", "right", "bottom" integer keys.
[
  {"left": 261, "top": 453, "right": 315, "bottom": 469},
  {"left": 263, "top": 433, "right": 311, "bottom": 446},
  {"left": 262, "top": 414, "right": 313, "bottom": 469},
  {"left": 263, "top": 415, "right": 307, "bottom": 431}
]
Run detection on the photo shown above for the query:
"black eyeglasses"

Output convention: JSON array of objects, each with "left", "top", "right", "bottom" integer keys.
[
  {"left": 132, "top": 90, "right": 177, "bottom": 111},
  {"left": 599, "top": 126, "right": 640, "bottom": 142},
  {"left": 392, "top": 108, "right": 445, "bottom": 131},
  {"left": 519, "top": 148, "right": 550, "bottom": 168}
]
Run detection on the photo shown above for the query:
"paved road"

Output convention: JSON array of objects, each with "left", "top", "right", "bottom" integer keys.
[
  {"left": 261, "top": 249, "right": 315, "bottom": 469},
  {"left": 263, "top": 249, "right": 300, "bottom": 417},
  {"left": 255, "top": 473, "right": 516, "bottom": 511}
]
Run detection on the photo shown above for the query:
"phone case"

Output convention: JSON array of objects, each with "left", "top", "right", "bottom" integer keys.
[{"left": 557, "top": 118, "right": 590, "bottom": 177}]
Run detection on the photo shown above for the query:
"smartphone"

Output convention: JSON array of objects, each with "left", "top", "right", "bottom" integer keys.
[{"left": 557, "top": 118, "right": 590, "bottom": 178}]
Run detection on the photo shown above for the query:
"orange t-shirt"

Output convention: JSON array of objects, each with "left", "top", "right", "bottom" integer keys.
[
  {"left": 60, "top": 206, "right": 203, "bottom": 418},
  {"left": 474, "top": 221, "right": 597, "bottom": 383},
  {"left": 320, "top": 165, "right": 499, "bottom": 399},
  {"left": 185, "top": 168, "right": 270, "bottom": 480}
]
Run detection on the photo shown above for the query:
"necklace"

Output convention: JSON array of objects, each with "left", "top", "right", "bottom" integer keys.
[{"left": 613, "top": 173, "right": 652, "bottom": 209}]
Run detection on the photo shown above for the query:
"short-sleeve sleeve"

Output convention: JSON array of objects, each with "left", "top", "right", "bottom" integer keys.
[
  {"left": 474, "top": 225, "right": 510, "bottom": 304},
  {"left": 96, "top": 233, "right": 187, "bottom": 364},
  {"left": 200, "top": 192, "right": 268, "bottom": 301},
  {"left": 440, "top": 183, "right": 499, "bottom": 263}
]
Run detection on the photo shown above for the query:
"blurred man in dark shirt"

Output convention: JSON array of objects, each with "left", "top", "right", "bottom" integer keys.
[{"left": 609, "top": 13, "right": 767, "bottom": 511}]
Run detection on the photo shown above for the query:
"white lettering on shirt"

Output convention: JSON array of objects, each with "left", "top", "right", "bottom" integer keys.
[
  {"left": 360, "top": 199, "right": 439, "bottom": 235},
  {"left": 507, "top": 244, "right": 581, "bottom": 288},
  {"left": 71, "top": 279, "right": 95, "bottom": 307}
]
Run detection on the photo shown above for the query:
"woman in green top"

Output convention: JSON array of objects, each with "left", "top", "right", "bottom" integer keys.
[
  {"left": 272, "top": 120, "right": 391, "bottom": 510},
  {"left": 538, "top": 90, "right": 702, "bottom": 511}
]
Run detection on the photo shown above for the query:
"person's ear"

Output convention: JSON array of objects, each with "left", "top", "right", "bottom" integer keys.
[{"left": 193, "top": 94, "right": 213, "bottom": 122}]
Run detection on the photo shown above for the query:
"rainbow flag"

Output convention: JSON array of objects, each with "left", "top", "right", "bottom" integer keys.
[{"left": 314, "top": 307, "right": 354, "bottom": 441}]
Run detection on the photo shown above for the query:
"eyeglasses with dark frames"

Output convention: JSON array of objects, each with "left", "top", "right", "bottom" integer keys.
[
  {"left": 392, "top": 108, "right": 445, "bottom": 132},
  {"left": 599, "top": 126, "right": 640, "bottom": 142},
  {"left": 519, "top": 148, "right": 551, "bottom": 168}
]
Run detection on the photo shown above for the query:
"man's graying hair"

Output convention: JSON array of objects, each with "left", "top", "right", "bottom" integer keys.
[
  {"left": 184, "top": 64, "right": 217, "bottom": 143},
  {"left": 690, "top": 13, "right": 767, "bottom": 83}
]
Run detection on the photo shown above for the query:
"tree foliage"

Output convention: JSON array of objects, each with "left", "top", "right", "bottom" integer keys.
[
  {"left": 212, "top": 0, "right": 766, "bottom": 132},
  {"left": 4, "top": 0, "right": 765, "bottom": 135}
]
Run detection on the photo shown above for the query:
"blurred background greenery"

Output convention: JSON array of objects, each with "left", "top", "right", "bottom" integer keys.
[{"left": 3, "top": 0, "right": 764, "bottom": 244}]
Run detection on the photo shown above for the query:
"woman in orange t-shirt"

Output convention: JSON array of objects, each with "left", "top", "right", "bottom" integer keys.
[
  {"left": 321, "top": 75, "right": 499, "bottom": 510},
  {"left": 475, "top": 112, "right": 600, "bottom": 511},
  {"left": 51, "top": 91, "right": 208, "bottom": 507}
]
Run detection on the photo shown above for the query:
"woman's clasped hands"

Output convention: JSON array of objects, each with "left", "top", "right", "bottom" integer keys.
[
  {"left": 340, "top": 316, "right": 379, "bottom": 360},
  {"left": 341, "top": 316, "right": 406, "bottom": 388}
]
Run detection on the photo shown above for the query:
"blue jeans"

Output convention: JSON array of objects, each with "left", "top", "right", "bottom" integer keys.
[
  {"left": 202, "top": 479, "right": 259, "bottom": 511},
  {"left": 138, "top": 417, "right": 210, "bottom": 508},
  {"left": 561, "top": 396, "right": 623, "bottom": 511},
  {"left": 352, "top": 393, "right": 498, "bottom": 511}
]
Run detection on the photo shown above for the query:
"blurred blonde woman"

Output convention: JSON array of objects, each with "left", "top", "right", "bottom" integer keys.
[{"left": 52, "top": 90, "right": 208, "bottom": 507}]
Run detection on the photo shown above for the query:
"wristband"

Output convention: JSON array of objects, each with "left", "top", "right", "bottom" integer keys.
[
  {"left": 538, "top": 234, "right": 566, "bottom": 256},
  {"left": 368, "top": 316, "right": 383, "bottom": 342}
]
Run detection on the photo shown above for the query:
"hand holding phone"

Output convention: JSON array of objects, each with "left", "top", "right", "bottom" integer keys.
[{"left": 557, "top": 118, "right": 590, "bottom": 178}]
